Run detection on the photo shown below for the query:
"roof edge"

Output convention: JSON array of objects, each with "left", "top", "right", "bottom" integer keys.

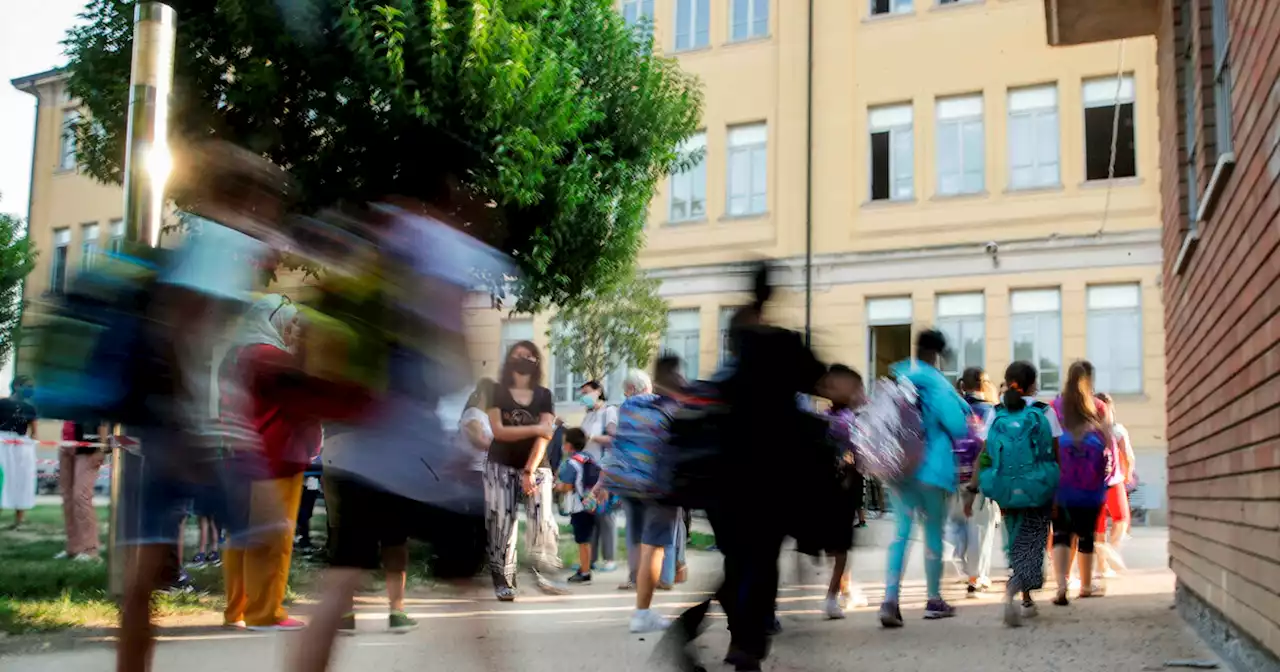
[{"left": 10, "top": 66, "right": 68, "bottom": 95}]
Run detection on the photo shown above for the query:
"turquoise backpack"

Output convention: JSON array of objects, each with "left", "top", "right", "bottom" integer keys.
[{"left": 978, "top": 402, "right": 1059, "bottom": 510}]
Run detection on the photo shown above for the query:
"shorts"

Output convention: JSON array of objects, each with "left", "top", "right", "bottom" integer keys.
[
  {"left": 123, "top": 434, "right": 254, "bottom": 546},
  {"left": 570, "top": 511, "right": 596, "bottom": 544},
  {"left": 1052, "top": 504, "right": 1103, "bottom": 554},
  {"left": 1097, "top": 484, "right": 1130, "bottom": 534},
  {"left": 323, "top": 472, "right": 413, "bottom": 570},
  {"left": 623, "top": 497, "right": 679, "bottom": 547},
  {"left": 796, "top": 480, "right": 859, "bottom": 555}
]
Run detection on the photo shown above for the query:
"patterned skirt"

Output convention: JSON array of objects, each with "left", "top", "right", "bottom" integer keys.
[{"left": 1002, "top": 506, "right": 1052, "bottom": 593}]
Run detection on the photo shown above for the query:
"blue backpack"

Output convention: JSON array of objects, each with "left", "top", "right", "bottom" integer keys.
[
  {"left": 978, "top": 402, "right": 1059, "bottom": 510},
  {"left": 601, "top": 394, "right": 676, "bottom": 500}
]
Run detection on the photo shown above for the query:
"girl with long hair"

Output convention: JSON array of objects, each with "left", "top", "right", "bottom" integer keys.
[
  {"left": 484, "top": 341, "right": 563, "bottom": 601},
  {"left": 1050, "top": 361, "right": 1113, "bottom": 604}
]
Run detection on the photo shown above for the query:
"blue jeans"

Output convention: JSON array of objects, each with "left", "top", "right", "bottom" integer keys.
[
  {"left": 661, "top": 515, "right": 686, "bottom": 584},
  {"left": 885, "top": 482, "right": 949, "bottom": 602}
]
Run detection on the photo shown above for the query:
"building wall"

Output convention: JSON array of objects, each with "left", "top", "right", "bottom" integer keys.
[{"left": 1158, "top": 0, "right": 1280, "bottom": 664}]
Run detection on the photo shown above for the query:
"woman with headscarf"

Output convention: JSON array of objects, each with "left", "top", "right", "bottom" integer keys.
[{"left": 219, "top": 294, "right": 367, "bottom": 631}]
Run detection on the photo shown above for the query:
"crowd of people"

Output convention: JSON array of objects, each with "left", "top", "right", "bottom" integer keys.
[{"left": 3, "top": 144, "right": 1141, "bottom": 672}]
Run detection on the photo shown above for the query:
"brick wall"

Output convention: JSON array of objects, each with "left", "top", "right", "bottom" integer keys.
[{"left": 1159, "top": 0, "right": 1280, "bottom": 663}]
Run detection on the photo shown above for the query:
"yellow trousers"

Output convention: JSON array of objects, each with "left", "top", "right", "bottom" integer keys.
[{"left": 223, "top": 473, "right": 304, "bottom": 626}]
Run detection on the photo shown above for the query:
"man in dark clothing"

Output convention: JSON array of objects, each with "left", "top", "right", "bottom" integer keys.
[{"left": 665, "top": 267, "right": 831, "bottom": 672}]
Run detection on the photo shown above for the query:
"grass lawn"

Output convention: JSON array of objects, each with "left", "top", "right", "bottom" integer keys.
[{"left": 0, "top": 503, "right": 714, "bottom": 635}]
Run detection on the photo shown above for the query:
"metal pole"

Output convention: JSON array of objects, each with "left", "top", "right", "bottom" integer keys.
[
  {"left": 108, "top": 2, "right": 176, "bottom": 598},
  {"left": 803, "top": 0, "right": 815, "bottom": 349}
]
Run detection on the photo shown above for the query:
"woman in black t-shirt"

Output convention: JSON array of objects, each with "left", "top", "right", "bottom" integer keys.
[{"left": 484, "top": 341, "right": 564, "bottom": 601}]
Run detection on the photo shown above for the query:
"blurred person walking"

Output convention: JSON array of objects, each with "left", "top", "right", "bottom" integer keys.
[
  {"left": 878, "top": 330, "right": 972, "bottom": 627},
  {"left": 0, "top": 376, "right": 38, "bottom": 529},
  {"left": 1093, "top": 392, "right": 1134, "bottom": 579},
  {"left": 484, "top": 341, "right": 564, "bottom": 601},
  {"left": 219, "top": 294, "right": 362, "bottom": 631},
  {"left": 56, "top": 421, "right": 106, "bottom": 561},
  {"left": 948, "top": 367, "right": 999, "bottom": 595}
]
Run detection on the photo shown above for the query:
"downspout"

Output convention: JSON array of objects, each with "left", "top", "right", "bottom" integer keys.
[{"left": 803, "top": 0, "right": 815, "bottom": 348}]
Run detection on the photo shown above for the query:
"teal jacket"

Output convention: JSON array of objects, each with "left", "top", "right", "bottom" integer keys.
[{"left": 889, "top": 359, "right": 972, "bottom": 492}]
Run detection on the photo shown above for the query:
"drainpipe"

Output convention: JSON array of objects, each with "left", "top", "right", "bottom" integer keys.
[{"left": 803, "top": 0, "right": 815, "bottom": 348}]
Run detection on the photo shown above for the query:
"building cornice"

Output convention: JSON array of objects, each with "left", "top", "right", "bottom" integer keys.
[
  {"left": 647, "top": 229, "right": 1163, "bottom": 297},
  {"left": 10, "top": 67, "right": 67, "bottom": 96}
]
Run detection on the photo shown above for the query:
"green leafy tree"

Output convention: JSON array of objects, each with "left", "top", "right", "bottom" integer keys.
[
  {"left": 0, "top": 204, "right": 38, "bottom": 370},
  {"left": 64, "top": 0, "right": 702, "bottom": 311},
  {"left": 548, "top": 264, "right": 666, "bottom": 382}
]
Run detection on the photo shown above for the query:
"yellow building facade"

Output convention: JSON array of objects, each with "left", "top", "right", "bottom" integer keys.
[{"left": 11, "top": 0, "right": 1168, "bottom": 518}]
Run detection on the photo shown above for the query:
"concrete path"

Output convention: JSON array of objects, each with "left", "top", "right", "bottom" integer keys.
[{"left": 1, "top": 527, "right": 1227, "bottom": 672}]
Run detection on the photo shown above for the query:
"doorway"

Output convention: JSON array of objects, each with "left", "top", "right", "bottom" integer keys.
[{"left": 869, "top": 324, "right": 912, "bottom": 379}]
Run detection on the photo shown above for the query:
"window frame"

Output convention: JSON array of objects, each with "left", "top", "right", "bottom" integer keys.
[
  {"left": 1009, "top": 288, "right": 1063, "bottom": 393},
  {"left": 662, "top": 309, "right": 702, "bottom": 381},
  {"left": 621, "top": 0, "right": 655, "bottom": 27},
  {"left": 673, "top": 0, "right": 711, "bottom": 51},
  {"left": 109, "top": 219, "right": 125, "bottom": 254},
  {"left": 1085, "top": 284, "right": 1144, "bottom": 395},
  {"left": 868, "top": 103, "right": 914, "bottom": 202},
  {"left": 726, "top": 123, "right": 768, "bottom": 217},
  {"left": 935, "top": 94, "right": 985, "bottom": 197},
  {"left": 669, "top": 131, "right": 708, "bottom": 223},
  {"left": 869, "top": 0, "right": 913, "bottom": 17},
  {"left": 1007, "top": 84, "right": 1061, "bottom": 190},
  {"left": 717, "top": 305, "right": 741, "bottom": 366},
  {"left": 81, "top": 222, "right": 100, "bottom": 270},
  {"left": 935, "top": 292, "right": 985, "bottom": 384},
  {"left": 729, "top": 0, "right": 769, "bottom": 42},
  {"left": 1081, "top": 74, "right": 1138, "bottom": 182},
  {"left": 1210, "top": 0, "right": 1233, "bottom": 158},
  {"left": 58, "top": 109, "right": 80, "bottom": 172},
  {"left": 50, "top": 228, "right": 71, "bottom": 296}
]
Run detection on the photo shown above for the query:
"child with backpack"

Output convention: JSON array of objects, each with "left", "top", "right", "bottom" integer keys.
[
  {"left": 557, "top": 427, "right": 604, "bottom": 584},
  {"left": 966, "top": 360, "right": 1061, "bottom": 627},
  {"left": 1049, "top": 361, "right": 1114, "bottom": 605}
]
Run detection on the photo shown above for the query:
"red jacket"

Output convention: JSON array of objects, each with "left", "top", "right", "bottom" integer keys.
[{"left": 220, "top": 344, "right": 369, "bottom": 478}]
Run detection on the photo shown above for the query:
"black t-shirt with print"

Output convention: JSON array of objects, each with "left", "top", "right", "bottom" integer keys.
[
  {"left": 0, "top": 397, "right": 37, "bottom": 435},
  {"left": 486, "top": 386, "right": 555, "bottom": 469}
]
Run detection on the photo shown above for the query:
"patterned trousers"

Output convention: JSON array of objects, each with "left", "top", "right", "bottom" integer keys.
[{"left": 484, "top": 463, "right": 560, "bottom": 591}]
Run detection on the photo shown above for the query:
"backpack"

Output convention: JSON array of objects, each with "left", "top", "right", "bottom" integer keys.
[
  {"left": 29, "top": 250, "right": 163, "bottom": 426},
  {"left": 952, "top": 401, "right": 988, "bottom": 485},
  {"left": 851, "top": 376, "right": 925, "bottom": 484},
  {"left": 1051, "top": 399, "right": 1114, "bottom": 507},
  {"left": 660, "top": 381, "right": 731, "bottom": 510},
  {"left": 978, "top": 402, "right": 1059, "bottom": 509},
  {"left": 600, "top": 394, "right": 675, "bottom": 500}
]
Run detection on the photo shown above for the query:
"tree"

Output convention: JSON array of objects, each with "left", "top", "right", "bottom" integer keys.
[
  {"left": 548, "top": 264, "right": 667, "bottom": 383},
  {"left": 64, "top": 0, "right": 702, "bottom": 312},
  {"left": 0, "top": 206, "right": 38, "bottom": 370}
]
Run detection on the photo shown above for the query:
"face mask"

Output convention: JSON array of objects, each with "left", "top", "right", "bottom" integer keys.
[
  {"left": 579, "top": 394, "right": 597, "bottom": 408},
  {"left": 510, "top": 357, "right": 538, "bottom": 376}
]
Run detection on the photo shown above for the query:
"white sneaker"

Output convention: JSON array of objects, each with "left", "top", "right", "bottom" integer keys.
[
  {"left": 824, "top": 597, "right": 846, "bottom": 620},
  {"left": 71, "top": 553, "right": 100, "bottom": 563},
  {"left": 1021, "top": 601, "right": 1039, "bottom": 618},
  {"left": 53, "top": 551, "right": 69, "bottom": 560},
  {"left": 629, "top": 610, "right": 670, "bottom": 634}
]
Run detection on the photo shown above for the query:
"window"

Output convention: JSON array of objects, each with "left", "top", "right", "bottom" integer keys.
[
  {"left": 726, "top": 123, "right": 767, "bottom": 216},
  {"left": 670, "top": 132, "right": 708, "bottom": 222},
  {"left": 730, "top": 0, "right": 768, "bottom": 41},
  {"left": 81, "top": 223, "right": 100, "bottom": 270},
  {"left": 1210, "top": 0, "right": 1233, "bottom": 158},
  {"left": 936, "top": 293, "right": 984, "bottom": 384},
  {"left": 935, "top": 95, "right": 984, "bottom": 196},
  {"left": 499, "top": 319, "right": 534, "bottom": 362},
  {"left": 1010, "top": 289, "right": 1062, "bottom": 391},
  {"left": 109, "top": 219, "right": 125, "bottom": 254},
  {"left": 621, "top": 0, "right": 655, "bottom": 28},
  {"left": 869, "top": 104, "right": 914, "bottom": 201},
  {"left": 674, "top": 0, "right": 710, "bottom": 51},
  {"left": 718, "top": 306, "right": 740, "bottom": 366},
  {"left": 1082, "top": 75, "right": 1137, "bottom": 181},
  {"left": 1087, "top": 284, "right": 1142, "bottom": 394},
  {"left": 59, "top": 110, "right": 80, "bottom": 172},
  {"left": 552, "top": 354, "right": 579, "bottom": 404},
  {"left": 870, "top": 0, "right": 912, "bottom": 16},
  {"left": 662, "top": 309, "right": 701, "bottom": 381},
  {"left": 51, "top": 228, "right": 71, "bottom": 295},
  {"left": 1008, "top": 85, "right": 1060, "bottom": 189}
]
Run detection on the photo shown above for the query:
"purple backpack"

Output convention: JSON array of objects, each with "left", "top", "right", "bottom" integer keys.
[
  {"left": 1051, "top": 398, "right": 1113, "bottom": 507},
  {"left": 852, "top": 377, "right": 925, "bottom": 483},
  {"left": 952, "top": 401, "right": 988, "bottom": 484}
]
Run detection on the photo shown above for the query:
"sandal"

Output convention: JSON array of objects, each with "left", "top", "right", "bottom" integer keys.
[
  {"left": 1052, "top": 591, "right": 1070, "bottom": 607},
  {"left": 1079, "top": 583, "right": 1107, "bottom": 598}
]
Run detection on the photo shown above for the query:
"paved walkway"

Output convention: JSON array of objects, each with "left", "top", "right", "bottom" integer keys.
[{"left": 1, "top": 527, "right": 1227, "bottom": 671}]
